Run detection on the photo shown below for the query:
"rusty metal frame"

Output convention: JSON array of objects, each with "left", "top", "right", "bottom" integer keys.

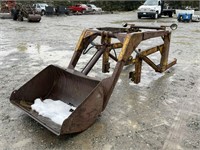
[
  {"left": 68, "top": 26, "right": 176, "bottom": 84},
  {"left": 10, "top": 25, "right": 177, "bottom": 135}
]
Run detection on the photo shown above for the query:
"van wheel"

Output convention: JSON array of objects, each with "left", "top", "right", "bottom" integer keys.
[
  {"left": 169, "top": 12, "right": 173, "bottom": 17},
  {"left": 178, "top": 15, "right": 183, "bottom": 22},
  {"left": 41, "top": 10, "right": 45, "bottom": 16},
  {"left": 154, "top": 13, "right": 158, "bottom": 19},
  {"left": 18, "top": 15, "right": 23, "bottom": 21},
  {"left": 11, "top": 9, "right": 19, "bottom": 20},
  {"left": 82, "top": 10, "right": 86, "bottom": 14},
  {"left": 138, "top": 15, "right": 141, "bottom": 19}
]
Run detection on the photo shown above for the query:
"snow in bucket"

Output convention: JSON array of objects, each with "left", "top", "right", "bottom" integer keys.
[{"left": 31, "top": 98, "right": 76, "bottom": 125}]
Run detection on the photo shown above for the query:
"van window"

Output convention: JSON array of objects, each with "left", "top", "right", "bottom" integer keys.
[{"left": 144, "top": 0, "right": 159, "bottom": 5}]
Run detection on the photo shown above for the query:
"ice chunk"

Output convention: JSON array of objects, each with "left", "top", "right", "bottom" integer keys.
[{"left": 31, "top": 98, "right": 76, "bottom": 125}]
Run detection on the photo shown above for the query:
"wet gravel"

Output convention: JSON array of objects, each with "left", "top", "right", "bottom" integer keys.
[{"left": 0, "top": 11, "right": 200, "bottom": 150}]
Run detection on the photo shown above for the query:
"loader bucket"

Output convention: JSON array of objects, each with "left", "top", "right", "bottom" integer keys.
[
  {"left": 28, "top": 14, "right": 41, "bottom": 22},
  {"left": 10, "top": 65, "right": 110, "bottom": 135},
  {"left": 10, "top": 25, "right": 177, "bottom": 135}
]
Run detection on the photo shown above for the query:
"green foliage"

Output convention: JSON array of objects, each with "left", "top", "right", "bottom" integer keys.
[
  {"left": 167, "top": 1, "right": 199, "bottom": 9},
  {"left": 13, "top": 0, "right": 200, "bottom": 11}
]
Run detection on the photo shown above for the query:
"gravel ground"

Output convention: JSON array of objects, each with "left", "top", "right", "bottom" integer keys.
[{"left": 0, "top": 11, "right": 200, "bottom": 150}]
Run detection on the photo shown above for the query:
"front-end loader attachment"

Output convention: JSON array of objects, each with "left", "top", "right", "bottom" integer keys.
[
  {"left": 10, "top": 24, "right": 177, "bottom": 135},
  {"left": 12, "top": 3, "right": 41, "bottom": 22}
]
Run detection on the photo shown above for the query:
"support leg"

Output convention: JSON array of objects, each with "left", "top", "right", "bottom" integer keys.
[
  {"left": 129, "top": 55, "right": 142, "bottom": 84},
  {"left": 160, "top": 32, "right": 171, "bottom": 72},
  {"left": 101, "top": 34, "right": 111, "bottom": 73}
]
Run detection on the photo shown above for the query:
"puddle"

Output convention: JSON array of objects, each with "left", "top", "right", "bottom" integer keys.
[
  {"left": 112, "top": 20, "right": 137, "bottom": 24},
  {"left": 15, "top": 27, "right": 29, "bottom": 32},
  {"left": 129, "top": 69, "right": 165, "bottom": 88},
  {"left": 163, "top": 99, "right": 177, "bottom": 105},
  {"left": 0, "top": 50, "right": 14, "bottom": 58},
  {"left": 17, "top": 43, "right": 28, "bottom": 51},
  {"left": 36, "top": 44, "right": 41, "bottom": 53},
  {"left": 174, "top": 41, "right": 192, "bottom": 45},
  {"left": 191, "top": 29, "right": 200, "bottom": 33},
  {"left": 174, "top": 35, "right": 194, "bottom": 39},
  {"left": 10, "top": 58, "right": 18, "bottom": 61},
  {"left": 16, "top": 43, "right": 51, "bottom": 54}
]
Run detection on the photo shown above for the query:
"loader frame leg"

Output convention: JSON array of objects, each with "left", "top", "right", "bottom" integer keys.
[{"left": 68, "top": 26, "right": 177, "bottom": 84}]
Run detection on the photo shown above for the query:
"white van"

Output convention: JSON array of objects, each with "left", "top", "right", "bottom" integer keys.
[
  {"left": 137, "top": 0, "right": 174, "bottom": 19},
  {"left": 33, "top": 3, "right": 48, "bottom": 15}
]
